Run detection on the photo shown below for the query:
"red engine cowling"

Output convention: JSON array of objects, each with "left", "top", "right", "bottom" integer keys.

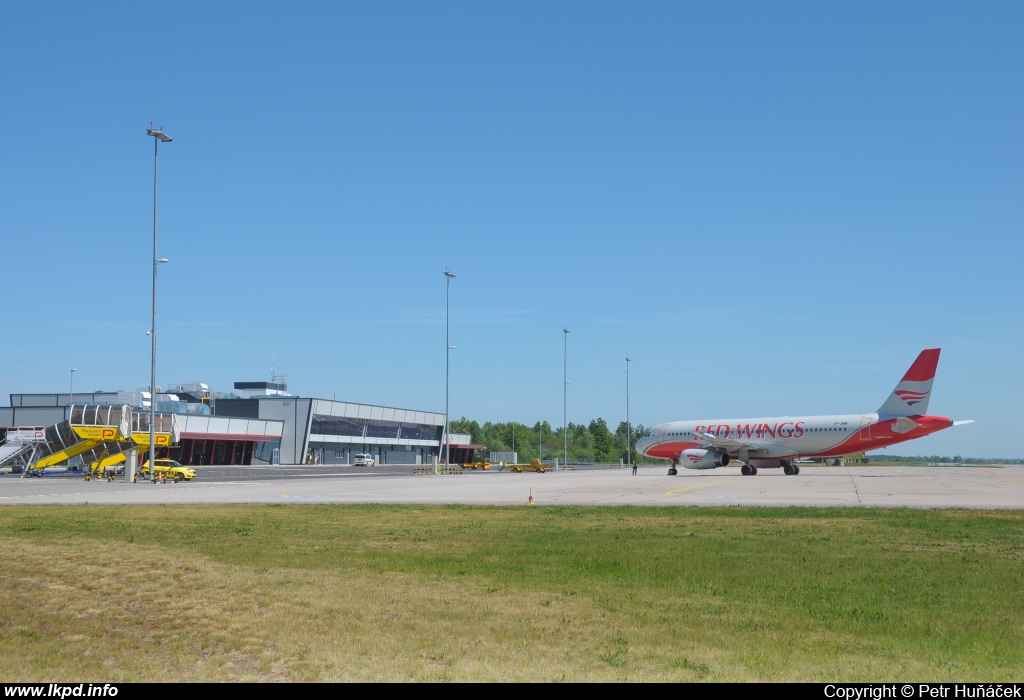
[{"left": 680, "top": 448, "right": 730, "bottom": 470}]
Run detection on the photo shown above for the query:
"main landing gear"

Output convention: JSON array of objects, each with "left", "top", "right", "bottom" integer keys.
[{"left": 739, "top": 460, "right": 801, "bottom": 476}]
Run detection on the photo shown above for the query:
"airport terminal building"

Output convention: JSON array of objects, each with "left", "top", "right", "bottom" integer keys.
[
  {"left": 214, "top": 387, "right": 446, "bottom": 465},
  {"left": 1, "top": 381, "right": 447, "bottom": 467}
]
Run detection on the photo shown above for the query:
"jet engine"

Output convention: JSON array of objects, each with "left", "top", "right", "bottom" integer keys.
[{"left": 680, "top": 448, "right": 730, "bottom": 470}]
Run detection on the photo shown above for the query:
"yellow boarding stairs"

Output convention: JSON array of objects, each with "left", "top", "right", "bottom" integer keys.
[
  {"left": 21, "top": 404, "right": 132, "bottom": 477},
  {"left": 18, "top": 404, "right": 178, "bottom": 478},
  {"left": 86, "top": 411, "right": 180, "bottom": 480}
]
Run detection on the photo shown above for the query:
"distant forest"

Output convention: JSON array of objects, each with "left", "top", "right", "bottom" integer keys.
[
  {"left": 867, "top": 455, "right": 1020, "bottom": 465},
  {"left": 446, "top": 418, "right": 652, "bottom": 464}
]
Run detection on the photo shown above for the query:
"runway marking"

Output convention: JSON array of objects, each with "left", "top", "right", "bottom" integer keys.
[
  {"left": 1001, "top": 482, "right": 1024, "bottom": 488},
  {"left": 665, "top": 481, "right": 727, "bottom": 497}
]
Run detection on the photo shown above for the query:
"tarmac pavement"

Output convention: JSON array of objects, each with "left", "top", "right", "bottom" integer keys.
[{"left": 2, "top": 465, "right": 1024, "bottom": 508}]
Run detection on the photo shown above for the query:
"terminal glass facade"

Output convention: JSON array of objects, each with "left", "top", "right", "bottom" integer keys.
[
  {"left": 309, "top": 415, "right": 442, "bottom": 442},
  {"left": 309, "top": 414, "right": 442, "bottom": 443},
  {"left": 311, "top": 415, "right": 365, "bottom": 438},
  {"left": 365, "top": 419, "right": 400, "bottom": 439},
  {"left": 400, "top": 423, "right": 438, "bottom": 441}
]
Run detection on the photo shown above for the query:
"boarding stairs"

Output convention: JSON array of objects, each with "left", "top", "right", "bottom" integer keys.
[
  {"left": 0, "top": 428, "right": 45, "bottom": 471},
  {"left": 86, "top": 410, "right": 181, "bottom": 476},
  {"left": 20, "top": 404, "right": 133, "bottom": 476},
  {"left": 14, "top": 404, "right": 179, "bottom": 477}
]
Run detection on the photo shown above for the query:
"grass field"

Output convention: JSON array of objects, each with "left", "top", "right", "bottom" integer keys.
[{"left": 1, "top": 505, "right": 1022, "bottom": 682}]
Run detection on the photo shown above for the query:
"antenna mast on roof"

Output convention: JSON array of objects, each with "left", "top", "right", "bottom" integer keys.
[{"left": 270, "top": 351, "right": 287, "bottom": 386}]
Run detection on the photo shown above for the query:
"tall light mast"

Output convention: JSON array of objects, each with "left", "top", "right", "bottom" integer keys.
[
  {"left": 443, "top": 269, "right": 456, "bottom": 465},
  {"left": 563, "top": 326, "right": 570, "bottom": 469},
  {"left": 146, "top": 125, "right": 172, "bottom": 475}
]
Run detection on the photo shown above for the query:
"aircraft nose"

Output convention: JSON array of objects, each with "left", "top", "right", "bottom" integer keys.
[{"left": 635, "top": 437, "right": 653, "bottom": 455}]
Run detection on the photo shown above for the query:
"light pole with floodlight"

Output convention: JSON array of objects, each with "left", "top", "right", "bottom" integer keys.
[
  {"left": 147, "top": 126, "right": 172, "bottom": 475},
  {"left": 626, "top": 356, "right": 632, "bottom": 468},
  {"left": 562, "top": 326, "right": 570, "bottom": 469},
  {"left": 70, "top": 368, "right": 76, "bottom": 404},
  {"left": 443, "top": 269, "right": 456, "bottom": 466}
]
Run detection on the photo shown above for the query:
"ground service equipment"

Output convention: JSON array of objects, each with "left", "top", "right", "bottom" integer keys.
[
  {"left": 509, "top": 458, "right": 548, "bottom": 473},
  {"left": 137, "top": 459, "right": 196, "bottom": 482},
  {"left": 86, "top": 411, "right": 180, "bottom": 480},
  {"left": 460, "top": 461, "right": 491, "bottom": 470},
  {"left": 0, "top": 404, "right": 181, "bottom": 479},
  {"left": 20, "top": 405, "right": 135, "bottom": 477}
]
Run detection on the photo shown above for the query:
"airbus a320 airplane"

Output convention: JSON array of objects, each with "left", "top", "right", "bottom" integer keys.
[{"left": 634, "top": 349, "right": 973, "bottom": 476}]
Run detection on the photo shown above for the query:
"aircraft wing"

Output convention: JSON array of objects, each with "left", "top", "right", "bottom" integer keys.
[
  {"left": 695, "top": 432, "right": 768, "bottom": 454},
  {"left": 695, "top": 432, "right": 796, "bottom": 458}
]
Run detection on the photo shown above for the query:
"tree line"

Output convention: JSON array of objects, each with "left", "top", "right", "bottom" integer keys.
[
  {"left": 868, "top": 455, "right": 1019, "bottom": 464},
  {"left": 446, "top": 417, "right": 654, "bottom": 464}
]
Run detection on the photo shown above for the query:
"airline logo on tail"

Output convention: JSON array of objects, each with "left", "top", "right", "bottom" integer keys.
[
  {"left": 895, "top": 389, "right": 929, "bottom": 406},
  {"left": 876, "top": 348, "right": 941, "bottom": 417}
]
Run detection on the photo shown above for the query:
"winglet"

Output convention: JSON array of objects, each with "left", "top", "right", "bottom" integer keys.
[{"left": 877, "top": 349, "right": 941, "bottom": 417}]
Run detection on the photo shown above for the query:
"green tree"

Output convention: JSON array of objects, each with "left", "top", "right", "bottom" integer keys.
[
  {"left": 476, "top": 421, "right": 509, "bottom": 454},
  {"left": 613, "top": 422, "right": 652, "bottom": 462},
  {"left": 448, "top": 417, "right": 480, "bottom": 442},
  {"left": 588, "top": 418, "right": 616, "bottom": 463}
]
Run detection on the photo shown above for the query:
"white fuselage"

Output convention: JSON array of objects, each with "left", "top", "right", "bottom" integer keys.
[{"left": 635, "top": 412, "right": 952, "bottom": 467}]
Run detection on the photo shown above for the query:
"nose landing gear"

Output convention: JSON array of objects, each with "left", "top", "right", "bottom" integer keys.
[{"left": 668, "top": 459, "right": 679, "bottom": 476}]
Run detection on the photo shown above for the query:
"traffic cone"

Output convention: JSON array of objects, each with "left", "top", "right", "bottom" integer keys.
[{"left": 528, "top": 487, "right": 534, "bottom": 505}]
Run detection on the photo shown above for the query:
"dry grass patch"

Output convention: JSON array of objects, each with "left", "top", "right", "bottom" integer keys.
[{"left": 0, "top": 505, "right": 1022, "bottom": 681}]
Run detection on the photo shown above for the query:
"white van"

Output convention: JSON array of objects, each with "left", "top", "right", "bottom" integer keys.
[{"left": 353, "top": 453, "right": 376, "bottom": 467}]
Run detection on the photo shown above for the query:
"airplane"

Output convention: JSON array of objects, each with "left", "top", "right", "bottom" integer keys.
[{"left": 634, "top": 348, "right": 973, "bottom": 476}]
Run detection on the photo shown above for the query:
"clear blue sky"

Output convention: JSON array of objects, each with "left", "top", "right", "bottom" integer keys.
[{"left": 1, "top": 1, "right": 1021, "bottom": 457}]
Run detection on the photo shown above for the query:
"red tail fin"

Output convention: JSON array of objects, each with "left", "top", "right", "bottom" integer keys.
[
  {"left": 877, "top": 349, "right": 941, "bottom": 417},
  {"left": 900, "top": 348, "right": 941, "bottom": 383}
]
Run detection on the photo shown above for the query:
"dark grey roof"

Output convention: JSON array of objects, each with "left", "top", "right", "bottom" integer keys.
[{"left": 233, "top": 381, "right": 288, "bottom": 391}]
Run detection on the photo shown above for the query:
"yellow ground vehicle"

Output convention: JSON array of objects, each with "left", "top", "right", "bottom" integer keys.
[
  {"left": 85, "top": 446, "right": 133, "bottom": 481},
  {"left": 509, "top": 458, "right": 548, "bottom": 473},
  {"left": 138, "top": 459, "right": 196, "bottom": 482},
  {"left": 461, "top": 461, "right": 491, "bottom": 470}
]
